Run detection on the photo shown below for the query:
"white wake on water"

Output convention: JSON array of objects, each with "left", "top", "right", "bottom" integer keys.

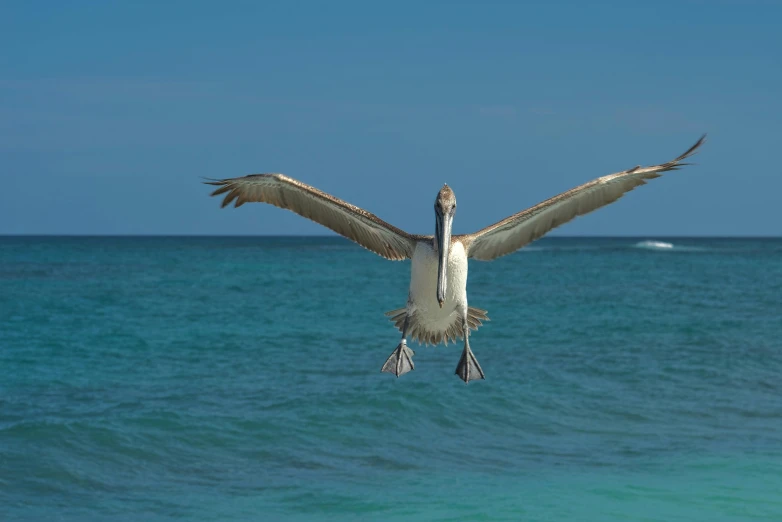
[
  {"left": 517, "top": 240, "right": 707, "bottom": 253},
  {"left": 634, "top": 240, "right": 675, "bottom": 250}
]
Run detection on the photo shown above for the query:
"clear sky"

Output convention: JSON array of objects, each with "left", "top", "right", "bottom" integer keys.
[{"left": 2, "top": 0, "right": 780, "bottom": 236}]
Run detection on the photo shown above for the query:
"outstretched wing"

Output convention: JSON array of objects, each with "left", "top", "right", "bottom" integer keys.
[
  {"left": 458, "top": 135, "right": 706, "bottom": 261},
  {"left": 205, "top": 174, "right": 424, "bottom": 260}
]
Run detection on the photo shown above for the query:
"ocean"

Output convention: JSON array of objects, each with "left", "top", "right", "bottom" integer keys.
[{"left": 1, "top": 236, "right": 781, "bottom": 521}]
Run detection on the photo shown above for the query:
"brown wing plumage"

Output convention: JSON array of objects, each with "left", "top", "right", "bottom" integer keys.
[
  {"left": 458, "top": 135, "right": 707, "bottom": 261},
  {"left": 205, "top": 174, "right": 426, "bottom": 260}
]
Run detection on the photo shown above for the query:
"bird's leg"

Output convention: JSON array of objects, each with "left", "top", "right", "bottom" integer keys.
[
  {"left": 455, "top": 311, "right": 485, "bottom": 384},
  {"left": 381, "top": 313, "right": 415, "bottom": 377}
]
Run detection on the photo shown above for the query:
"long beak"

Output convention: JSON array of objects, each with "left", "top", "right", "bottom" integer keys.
[{"left": 435, "top": 211, "right": 452, "bottom": 308}]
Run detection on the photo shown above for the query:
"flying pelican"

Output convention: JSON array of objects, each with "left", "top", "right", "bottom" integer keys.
[{"left": 205, "top": 135, "right": 706, "bottom": 383}]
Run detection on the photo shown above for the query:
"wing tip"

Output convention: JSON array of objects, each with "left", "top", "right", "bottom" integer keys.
[
  {"left": 652, "top": 133, "right": 708, "bottom": 174},
  {"left": 201, "top": 176, "right": 226, "bottom": 186},
  {"left": 679, "top": 133, "right": 707, "bottom": 160}
]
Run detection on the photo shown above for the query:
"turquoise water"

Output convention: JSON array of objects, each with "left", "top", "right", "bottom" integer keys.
[{"left": 2, "top": 236, "right": 781, "bottom": 521}]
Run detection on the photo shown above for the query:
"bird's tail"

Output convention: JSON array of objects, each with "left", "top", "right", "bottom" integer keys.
[{"left": 384, "top": 306, "right": 490, "bottom": 346}]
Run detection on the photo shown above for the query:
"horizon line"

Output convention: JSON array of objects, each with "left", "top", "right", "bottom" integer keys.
[{"left": 1, "top": 234, "right": 781, "bottom": 239}]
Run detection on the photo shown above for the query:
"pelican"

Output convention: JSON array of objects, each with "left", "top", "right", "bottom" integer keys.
[{"left": 205, "top": 135, "right": 705, "bottom": 383}]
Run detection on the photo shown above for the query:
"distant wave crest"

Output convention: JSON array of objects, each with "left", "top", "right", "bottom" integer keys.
[
  {"left": 634, "top": 240, "right": 675, "bottom": 250},
  {"left": 518, "top": 239, "right": 708, "bottom": 253}
]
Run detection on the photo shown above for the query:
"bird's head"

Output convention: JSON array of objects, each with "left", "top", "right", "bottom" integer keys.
[
  {"left": 435, "top": 184, "right": 457, "bottom": 219},
  {"left": 434, "top": 184, "right": 456, "bottom": 308}
]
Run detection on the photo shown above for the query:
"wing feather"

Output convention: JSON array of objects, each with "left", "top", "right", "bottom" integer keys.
[
  {"left": 459, "top": 135, "right": 706, "bottom": 261},
  {"left": 205, "top": 174, "right": 424, "bottom": 260}
]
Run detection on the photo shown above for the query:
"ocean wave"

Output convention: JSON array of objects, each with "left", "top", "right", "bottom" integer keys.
[
  {"left": 634, "top": 240, "right": 675, "bottom": 250},
  {"left": 633, "top": 240, "right": 709, "bottom": 252},
  {"left": 518, "top": 240, "right": 710, "bottom": 253}
]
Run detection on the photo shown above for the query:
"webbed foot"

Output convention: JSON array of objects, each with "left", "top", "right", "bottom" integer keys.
[
  {"left": 455, "top": 345, "right": 485, "bottom": 383},
  {"left": 381, "top": 341, "right": 415, "bottom": 377}
]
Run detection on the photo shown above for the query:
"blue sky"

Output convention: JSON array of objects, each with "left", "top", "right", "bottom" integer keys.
[{"left": 2, "top": 0, "right": 780, "bottom": 236}]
